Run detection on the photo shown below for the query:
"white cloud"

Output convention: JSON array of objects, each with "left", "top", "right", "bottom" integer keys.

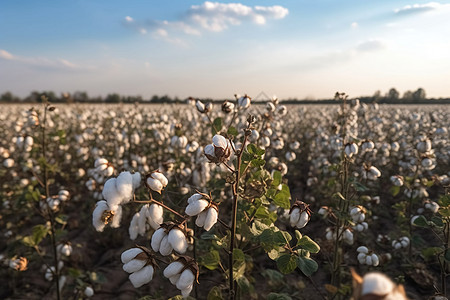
[
  {"left": 0, "top": 49, "right": 14, "bottom": 60},
  {"left": 356, "top": 40, "right": 385, "bottom": 52},
  {"left": 394, "top": 2, "right": 449, "bottom": 15},
  {"left": 124, "top": 2, "right": 289, "bottom": 40},
  {"left": 125, "top": 16, "right": 134, "bottom": 22},
  {"left": 351, "top": 22, "right": 358, "bottom": 29}
]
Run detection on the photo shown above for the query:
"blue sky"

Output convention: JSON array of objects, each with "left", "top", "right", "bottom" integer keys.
[{"left": 1, "top": 0, "right": 450, "bottom": 100}]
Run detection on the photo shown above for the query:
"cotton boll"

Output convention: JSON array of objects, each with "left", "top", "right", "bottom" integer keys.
[
  {"left": 163, "top": 261, "right": 184, "bottom": 278},
  {"left": 365, "top": 255, "right": 373, "bottom": 266},
  {"left": 123, "top": 258, "right": 146, "bottom": 273},
  {"left": 151, "top": 172, "right": 168, "bottom": 187},
  {"left": 129, "top": 212, "right": 140, "bottom": 240},
  {"left": 187, "top": 193, "right": 203, "bottom": 204},
  {"left": 204, "top": 208, "right": 218, "bottom": 231},
  {"left": 129, "top": 265, "right": 154, "bottom": 288},
  {"left": 289, "top": 208, "right": 301, "bottom": 227},
  {"left": 196, "top": 211, "right": 207, "bottom": 227},
  {"left": 92, "top": 200, "right": 109, "bottom": 232},
  {"left": 168, "top": 228, "right": 188, "bottom": 254},
  {"left": 169, "top": 273, "right": 181, "bottom": 285},
  {"left": 159, "top": 236, "right": 173, "bottom": 256},
  {"left": 151, "top": 228, "right": 166, "bottom": 252},
  {"left": 116, "top": 172, "right": 133, "bottom": 202},
  {"left": 132, "top": 172, "right": 141, "bottom": 190},
  {"left": 176, "top": 269, "right": 195, "bottom": 290},
  {"left": 296, "top": 211, "right": 310, "bottom": 229},
  {"left": 121, "top": 248, "right": 144, "bottom": 264},
  {"left": 137, "top": 206, "right": 148, "bottom": 236},
  {"left": 371, "top": 254, "right": 379, "bottom": 266},
  {"left": 84, "top": 286, "right": 94, "bottom": 297},
  {"left": 357, "top": 246, "right": 369, "bottom": 254},
  {"left": 147, "top": 204, "right": 164, "bottom": 230},
  {"left": 110, "top": 205, "right": 123, "bottom": 228},
  {"left": 103, "top": 178, "right": 122, "bottom": 209},
  {"left": 185, "top": 199, "right": 209, "bottom": 216},
  {"left": 147, "top": 177, "right": 163, "bottom": 193},
  {"left": 181, "top": 284, "right": 193, "bottom": 298}
]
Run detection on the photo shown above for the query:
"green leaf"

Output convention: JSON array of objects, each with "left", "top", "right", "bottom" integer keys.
[
  {"left": 32, "top": 224, "right": 49, "bottom": 245},
  {"left": 272, "top": 171, "right": 282, "bottom": 187},
  {"left": 250, "top": 220, "right": 269, "bottom": 236},
  {"left": 22, "top": 236, "right": 35, "bottom": 247},
  {"left": 236, "top": 276, "right": 254, "bottom": 294},
  {"left": 412, "top": 215, "right": 429, "bottom": 227},
  {"left": 207, "top": 286, "right": 224, "bottom": 300},
  {"left": 233, "top": 249, "right": 246, "bottom": 280},
  {"left": 201, "top": 250, "right": 220, "bottom": 270},
  {"left": 421, "top": 247, "right": 443, "bottom": 261},
  {"left": 260, "top": 229, "right": 288, "bottom": 252},
  {"left": 227, "top": 126, "right": 238, "bottom": 137},
  {"left": 272, "top": 184, "right": 291, "bottom": 209},
  {"left": 430, "top": 216, "right": 444, "bottom": 228},
  {"left": 297, "top": 236, "right": 320, "bottom": 253},
  {"left": 297, "top": 256, "right": 318, "bottom": 277},
  {"left": 212, "top": 117, "right": 222, "bottom": 134},
  {"left": 390, "top": 185, "right": 400, "bottom": 197},
  {"left": 267, "top": 248, "right": 282, "bottom": 260},
  {"left": 267, "top": 293, "right": 292, "bottom": 300},
  {"left": 250, "top": 158, "right": 266, "bottom": 168},
  {"left": 295, "top": 230, "right": 302, "bottom": 242},
  {"left": 438, "top": 207, "right": 450, "bottom": 218},
  {"left": 277, "top": 254, "right": 297, "bottom": 274}
]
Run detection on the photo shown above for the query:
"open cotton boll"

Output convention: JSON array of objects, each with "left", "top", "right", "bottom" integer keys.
[
  {"left": 289, "top": 208, "right": 301, "bottom": 227},
  {"left": 187, "top": 193, "right": 203, "bottom": 204},
  {"left": 361, "top": 273, "right": 395, "bottom": 296},
  {"left": 147, "top": 177, "right": 163, "bottom": 193},
  {"left": 123, "top": 258, "right": 146, "bottom": 273},
  {"left": 138, "top": 205, "right": 149, "bottom": 236},
  {"left": 129, "top": 212, "right": 140, "bottom": 240},
  {"left": 185, "top": 199, "right": 209, "bottom": 216},
  {"left": 159, "top": 235, "right": 173, "bottom": 256},
  {"left": 132, "top": 172, "right": 141, "bottom": 190},
  {"left": 121, "top": 248, "right": 143, "bottom": 264},
  {"left": 151, "top": 172, "right": 168, "bottom": 187},
  {"left": 168, "top": 228, "right": 188, "bottom": 254},
  {"left": 129, "top": 265, "right": 154, "bottom": 288},
  {"left": 103, "top": 178, "right": 122, "bottom": 209},
  {"left": 147, "top": 204, "right": 164, "bottom": 230},
  {"left": 196, "top": 211, "right": 207, "bottom": 227},
  {"left": 110, "top": 205, "right": 123, "bottom": 228},
  {"left": 169, "top": 274, "right": 181, "bottom": 285},
  {"left": 181, "top": 284, "right": 193, "bottom": 298},
  {"left": 204, "top": 208, "right": 218, "bottom": 231},
  {"left": 151, "top": 228, "right": 166, "bottom": 252},
  {"left": 176, "top": 269, "right": 195, "bottom": 290},
  {"left": 163, "top": 261, "right": 184, "bottom": 278},
  {"left": 116, "top": 172, "right": 133, "bottom": 202},
  {"left": 296, "top": 211, "right": 310, "bottom": 229},
  {"left": 93, "top": 200, "right": 109, "bottom": 232}
]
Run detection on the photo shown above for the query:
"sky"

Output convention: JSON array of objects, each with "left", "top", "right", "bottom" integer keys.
[{"left": 1, "top": 0, "right": 450, "bottom": 100}]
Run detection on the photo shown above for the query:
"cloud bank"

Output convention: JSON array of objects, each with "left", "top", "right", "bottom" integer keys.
[{"left": 394, "top": 2, "right": 450, "bottom": 15}]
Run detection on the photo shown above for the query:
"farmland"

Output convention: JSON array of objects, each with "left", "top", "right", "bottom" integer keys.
[{"left": 1, "top": 98, "right": 449, "bottom": 300}]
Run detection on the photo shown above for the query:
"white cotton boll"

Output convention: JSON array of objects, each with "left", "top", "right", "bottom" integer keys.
[
  {"left": 365, "top": 255, "right": 373, "bottom": 266},
  {"left": 169, "top": 273, "right": 181, "bottom": 285},
  {"left": 357, "top": 246, "right": 369, "bottom": 254},
  {"left": 123, "top": 258, "right": 146, "bottom": 273},
  {"left": 95, "top": 158, "right": 108, "bottom": 168},
  {"left": 147, "top": 177, "right": 163, "bottom": 193},
  {"left": 129, "top": 212, "right": 140, "bottom": 240},
  {"left": 185, "top": 199, "right": 209, "bottom": 216},
  {"left": 168, "top": 228, "right": 188, "bottom": 254},
  {"left": 103, "top": 166, "right": 114, "bottom": 177},
  {"left": 129, "top": 265, "right": 154, "bottom": 288},
  {"left": 187, "top": 193, "right": 203, "bottom": 204},
  {"left": 58, "top": 190, "right": 70, "bottom": 201},
  {"left": 59, "top": 275, "right": 66, "bottom": 292},
  {"left": 132, "top": 172, "right": 141, "bottom": 190},
  {"left": 152, "top": 172, "right": 168, "bottom": 187},
  {"left": 358, "top": 252, "right": 367, "bottom": 262},
  {"left": 110, "top": 205, "right": 123, "bottom": 228},
  {"left": 84, "top": 286, "right": 94, "bottom": 297},
  {"left": 60, "top": 244, "right": 72, "bottom": 256},
  {"left": 371, "top": 254, "right": 379, "bottom": 266},
  {"left": 285, "top": 151, "right": 296, "bottom": 161},
  {"left": 116, "top": 172, "right": 133, "bottom": 202},
  {"left": 196, "top": 210, "right": 207, "bottom": 227},
  {"left": 93, "top": 200, "right": 109, "bottom": 232},
  {"left": 138, "top": 206, "right": 149, "bottom": 236},
  {"left": 151, "top": 228, "right": 166, "bottom": 252},
  {"left": 159, "top": 236, "right": 173, "bottom": 256},
  {"left": 361, "top": 273, "right": 395, "bottom": 296},
  {"left": 176, "top": 269, "right": 195, "bottom": 290},
  {"left": 3, "top": 158, "right": 14, "bottom": 168},
  {"left": 181, "top": 284, "right": 193, "bottom": 298},
  {"left": 121, "top": 248, "right": 144, "bottom": 264},
  {"left": 393, "top": 242, "right": 401, "bottom": 250},
  {"left": 289, "top": 208, "right": 300, "bottom": 227},
  {"left": 204, "top": 207, "right": 218, "bottom": 231},
  {"left": 163, "top": 261, "right": 184, "bottom": 278},
  {"left": 343, "top": 229, "right": 353, "bottom": 244},
  {"left": 296, "top": 211, "right": 310, "bottom": 229},
  {"left": 103, "top": 178, "right": 122, "bottom": 208},
  {"left": 147, "top": 204, "right": 163, "bottom": 230}
]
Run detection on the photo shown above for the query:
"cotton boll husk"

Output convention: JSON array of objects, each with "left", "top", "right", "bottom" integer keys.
[
  {"left": 103, "top": 178, "right": 122, "bottom": 208},
  {"left": 147, "top": 177, "right": 163, "bottom": 193},
  {"left": 123, "top": 258, "right": 146, "bottom": 273},
  {"left": 147, "top": 204, "right": 163, "bottom": 230},
  {"left": 129, "top": 265, "right": 154, "bottom": 288},
  {"left": 93, "top": 200, "right": 109, "bottom": 232},
  {"left": 116, "top": 172, "right": 133, "bottom": 202},
  {"left": 289, "top": 208, "right": 300, "bottom": 227},
  {"left": 151, "top": 228, "right": 166, "bottom": 252},
  {"left": 181, "top": 284, "right": 193, "bottom": 298},
  {"left": 121, "top": 248, "right": 144, "bottom": 264},
  {"left": 296, "top": 211, "right": 309, "bottom": 229},
  {"left": 159, "top": 235, "right": 173, "bottom": 256},
  {"left": 168, "top": 228, "right": 188, "bottom": 254},
  {"left": 152, "top": 172, "right": 168, "bottom": 187},
  {"left": 132, "top": 172, "right": 141, "bottom": 190},
  {"left": 176, "top": 269, "right": 195, "bottom": 290},
  {"left": 110, "top": 205, "right": 123, "bottom": 228},
  {"left": 196, "top": 211, "right": 207, "bottom": 227},
  {"left": 129, "top": 212, "right": 140, "bottom": 240},
  {"left": 163, "top": 261, "right": 184, "bottom": 278},
  {"left": 185, "top": 199, "right": 209, "bottom": 216},
  {"left": 204, "top": 208, "right": 218, "bottom": 231}
]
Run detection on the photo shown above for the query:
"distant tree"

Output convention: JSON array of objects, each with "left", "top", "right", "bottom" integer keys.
[
  {"left": 387, "top": 88, "right": 400, "bottom": 100},
  {"left": 403, "top": 90, "right": 413, "bottom": 100},
  {"left": 412, "top": 88, "right": 426, "bottom": 100},
  {"left": 105, "top": 93, "right": 121, "bottom": 103},
  {"left": 73, "top": 91, "right": 89, "bottom": 102},
  {"left": 0, "top": 91, "right": 20, "bottom": 102},
  {"left": 373, "top": 90, "right": 382, "bottom": 102},
  {"left": 150, "top": 95, "right": 160, "bottom": 103}
]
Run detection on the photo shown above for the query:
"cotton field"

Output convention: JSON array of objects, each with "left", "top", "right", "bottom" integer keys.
[{"left": 1, "top": 97, "right": 449, "bottom": 300}]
